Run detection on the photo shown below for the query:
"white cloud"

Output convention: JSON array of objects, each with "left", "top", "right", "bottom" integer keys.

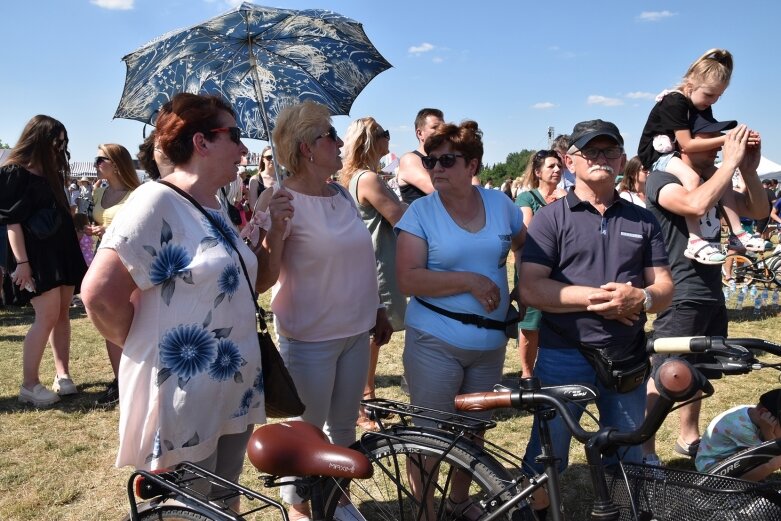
[
  {"left": 532, "top": 102, "right": 556, "bottom": 110},
  {"left": 90, "top": 0, "right": 134, "bottom": 9},
  {"left": 408, "top": 42, "right": 435, "bottom": 55},
  {"left": 625, "top": 91, "right": 656, "bottom": 100},
  {"left": 587, "top": 95, "right": 624, "bottom": 107},
  {"left": 638, "top": 10, "right": 677, "bottom": 22},
  {"left": 432, "top": 56, "right": 444, "bottom": 64}
]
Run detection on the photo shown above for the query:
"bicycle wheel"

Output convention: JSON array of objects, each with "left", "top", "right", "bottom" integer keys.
[
  {"left": 322, "top": 430, "right": 539, "bottom": 521},
  {"left": 723, "top": 254, "right": 754, "bottom": 288},
  {"left": 136, "top": 506, "right": 211, "bottom": 521}
]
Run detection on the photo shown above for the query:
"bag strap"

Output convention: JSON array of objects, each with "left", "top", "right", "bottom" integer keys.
[
  {"left": 529, "top": 189, "right": 548, "bottom": 208},
  {"left": 414, "top": 297, "right": 517, "bottom": 331},
  {"left": 158, "top": 181, "right": 268, "bottom": 330}
]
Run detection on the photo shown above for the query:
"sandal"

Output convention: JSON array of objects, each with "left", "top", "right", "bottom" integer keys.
[
  {"left": 684, "top": 241, "right": 726, "bottom": 265},
  {"left": 356, "top": 415, "right": 380, "bottom": 432},
  {"left": 445, "top": 497, "right": 485, "bottom": 521},
  {"left": 673, "top": 438, "right": 701, "bottom": 458}
]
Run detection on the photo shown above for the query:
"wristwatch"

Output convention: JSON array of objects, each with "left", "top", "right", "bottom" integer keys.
[{"left": 642, "top": 288, "right": 653, "bottom": 312}]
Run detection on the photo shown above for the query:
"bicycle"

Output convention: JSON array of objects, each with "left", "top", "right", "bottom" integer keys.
[
  {"left": 127, "top": 336, "right": 781, "bottom": 521},
  {"left": 722, "top": 244, "right": 781, "bottom": 289}
]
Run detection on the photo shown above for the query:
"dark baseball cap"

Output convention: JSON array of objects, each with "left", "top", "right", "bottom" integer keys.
[
  {"left": 568, "top": 119, "right": 624, "bottom": 150},
  {"left": 759, "top": 389, "right": 781, "bottom": 417},
  {"left": 689, "top": 113, "right": 737, "bottom": 135}
]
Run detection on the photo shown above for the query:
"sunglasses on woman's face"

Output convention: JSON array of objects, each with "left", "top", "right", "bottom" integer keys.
[
  {"left": 94, "top": 156, "right": 110, "bottom": 168},
  {"left": 376, "top": 129, "right": 390, "bottom": 140},
  {"left": 315, "top": 126, "right": 338, "bottom": 142},
  {"left": 210, "top": 126, "right": 242, "bottom": 145},
  {"left": 263, "top": 155, "right": 273, "bottom": 161},
  {"left": 421, "top": 153, "right": 464, "bottom": 170}
]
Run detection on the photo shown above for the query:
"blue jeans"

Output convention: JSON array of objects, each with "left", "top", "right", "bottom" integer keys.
[{"left": 522, "top": 347, "right": 647, "bottom": 474}]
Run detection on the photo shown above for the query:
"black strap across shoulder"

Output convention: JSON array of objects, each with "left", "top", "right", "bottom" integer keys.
[
  {"left": 158, "top": 181, "right": 265, "bottom": 323},
  {"left": 415, "top": 297, "right": 515, "bottom": 331},
  {"left": 412, "top": 150, "right": 425, "bottom": 158}
]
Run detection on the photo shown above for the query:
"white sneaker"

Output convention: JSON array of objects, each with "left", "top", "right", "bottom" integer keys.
[
  {"left": 334, "top": 503, "right": 366, "bottom": 521},
  {"left": 19, "top": 384, "right": 61, "bottom": 407},
  {"left": 53, "top": 374, "right": 78, "bottom": 395}
]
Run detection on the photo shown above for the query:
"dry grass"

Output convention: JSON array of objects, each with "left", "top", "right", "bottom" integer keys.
[{"left": 2, "top": 292, "right": 781, "bottom": 520}]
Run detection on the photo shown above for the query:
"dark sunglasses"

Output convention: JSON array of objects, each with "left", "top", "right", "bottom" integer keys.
[
  {"left": 574, "top": 147, "right": 623, "bottom": 160},
  {"left": 315, "top": 126, "right": 338, "bottom": 142},
  {"left": 421, "top": 153, "right": 464, "bottom": 170},
  {"left": 376, "top": 129, "right": 390, "bottom": 140},
  {"left": 94, "top": 156, "right": 110, "bottom": 168},
  {"left": 263, "top": 155, "right": 273, "bottom": 161},
  {"left": 535, "top": 149, "right": 559, "bottom": 160},
  {"left": 210, "top": 126, "right": 242, "bottom": 144}
]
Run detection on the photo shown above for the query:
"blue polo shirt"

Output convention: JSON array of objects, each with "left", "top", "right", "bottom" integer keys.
[{"left": 522, "top": 190, "right": 669, "bottom": 350}]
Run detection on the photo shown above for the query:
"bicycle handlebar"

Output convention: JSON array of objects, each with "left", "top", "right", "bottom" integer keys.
[
  {"left": 647, "top": 336, "right": 781, "bottom": 357},
  {"left": 455, "top": 358, "right": 707, "bottom": 447}
]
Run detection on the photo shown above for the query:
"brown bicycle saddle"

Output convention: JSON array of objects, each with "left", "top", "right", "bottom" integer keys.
[{"left": 247, "top": 421, "right": 372, "bottom": 479}]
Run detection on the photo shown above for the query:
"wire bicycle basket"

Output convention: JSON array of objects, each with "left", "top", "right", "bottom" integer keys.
[{"left": 607, "top": 462, "right": 781, "bottom": 521}]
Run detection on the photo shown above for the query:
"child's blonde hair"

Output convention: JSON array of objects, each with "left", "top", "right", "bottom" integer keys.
[{"left": 679, "top": 48, "right": 733, "bottom": 93}]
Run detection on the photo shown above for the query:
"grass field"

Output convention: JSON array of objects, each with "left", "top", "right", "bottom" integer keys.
[{"left": 2, "top": 289, "right": 781, "bottom": 520}]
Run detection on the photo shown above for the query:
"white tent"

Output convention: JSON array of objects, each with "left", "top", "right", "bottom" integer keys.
[{"left": 757, "top": 156, "right": 781, "bottom": 179}]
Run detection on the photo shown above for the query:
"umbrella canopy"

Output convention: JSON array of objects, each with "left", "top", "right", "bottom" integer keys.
[{"left": 114, "top": 2, "right": 391, "bottom": 142}]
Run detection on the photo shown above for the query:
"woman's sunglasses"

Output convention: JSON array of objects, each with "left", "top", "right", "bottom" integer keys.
[
  {"left": 263, "top": 155, "right": 273, "bottom": 161},
  {"left": 315, "top": 126, "right": 339, "bottom": 142},
  {"left": 210, "top": 126, "right": 242, "bottom": 144},
  {"left": 421, "top": 153, "right": 464, "bottom": 170},
  {"left": 94, "top": 156, "right": 110, "bottom": 168},
  {"left": 376, "top": 129, "right": 390, "bottom": 140}
]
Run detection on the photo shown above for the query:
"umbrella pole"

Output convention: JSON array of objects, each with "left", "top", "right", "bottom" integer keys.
[{"left": 247, "top": 48, "right": 284, "bottom": 188}]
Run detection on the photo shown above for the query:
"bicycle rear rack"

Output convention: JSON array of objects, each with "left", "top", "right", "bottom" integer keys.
[
  {"left": 361, "top": 398, "right": 497, "bottom": 433},
  {"left": 128, "top": 462, "right": 289, "bottom": 521}
]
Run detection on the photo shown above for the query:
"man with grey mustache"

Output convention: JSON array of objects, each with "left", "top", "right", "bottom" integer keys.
[{"left": 518, "top": 120, "right": 674, "bottom": 473}]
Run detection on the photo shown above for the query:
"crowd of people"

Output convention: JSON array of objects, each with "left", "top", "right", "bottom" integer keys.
[{"left": 2, "top": 45, "right": 781, "bottom": 520}]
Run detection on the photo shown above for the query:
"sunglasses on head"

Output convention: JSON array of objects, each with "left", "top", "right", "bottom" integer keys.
[
  {"left": 535, "top": 150, "right": 558, "bottom": 160},
  {"left": 421, "top": 153, "right": 464, "bottom": 170},
  {"left": 210, "top": 126, "right": 242, "bottom": 144},
  {"left": 376, "top": 129, "right": 390, "bottom": 140},
  {"left": 94, "top": 156, "right": 110, "bottom": 168},
  {"left": 315, "top": 126, "right": 338, "bottom": 142}
]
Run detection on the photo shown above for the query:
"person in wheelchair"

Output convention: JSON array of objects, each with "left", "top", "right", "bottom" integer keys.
[{"left": 696, "top": 388, "right": 781, "bottom": 481}]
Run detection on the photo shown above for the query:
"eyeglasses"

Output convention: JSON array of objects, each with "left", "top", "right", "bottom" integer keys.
[
  {"left": 210, "top": 127, "right": 242, "bottom": 144},
  {"left": 376, "top": 129, "right": 390, "bottom": 140},
  {"left": 573, "top": 147, "right": 624, "bottom": 160},
  {"left": 315, "top": 126, "right": 338, "bottom": 142},
  {"left": 94, "top": 156, "right": 110, "bottom": 168},
  {"left": 263, "top": 155, "right": 273, "bottom": 161},
  {"left": 421, "top": 153, "right": 464, "bottom": 170}
]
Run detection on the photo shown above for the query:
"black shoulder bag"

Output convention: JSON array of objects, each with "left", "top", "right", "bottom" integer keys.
[
  {"left": 542, "top": 317, "right": 649, "bottom": 393},
  {"left": 159, "top": 181, "right": 305, "bottom": 418}
]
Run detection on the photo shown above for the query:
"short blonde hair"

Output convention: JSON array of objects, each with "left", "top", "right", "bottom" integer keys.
[{"left": 272, "top": 101, "right": 331, "bottom": 175}]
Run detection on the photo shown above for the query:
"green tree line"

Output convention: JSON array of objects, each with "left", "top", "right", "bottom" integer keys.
[{"left": 480, "top": 149, "right": 536, "bottom": 186}]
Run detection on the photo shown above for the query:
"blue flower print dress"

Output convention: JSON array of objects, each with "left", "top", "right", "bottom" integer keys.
[{"left": 100, "top": 182, "right": 264, "bottom": 471}]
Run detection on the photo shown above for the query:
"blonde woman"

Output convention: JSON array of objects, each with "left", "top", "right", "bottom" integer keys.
[
  {"left": 514, "top": 150, "right": 566, "bottom": 377},
  {"left": 256, "top": 101, "right": 392, "bottom": 521},
  {"left": 339, "top": 117, "right": 407, "bottom": 431},
  {"left": 90, "top": 143, "right": 141, "bottom": 407}
]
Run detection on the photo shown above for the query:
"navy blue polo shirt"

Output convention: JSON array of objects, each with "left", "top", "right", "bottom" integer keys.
[{"left": 521, "top": 190, "right": 669, "bottom": 350}]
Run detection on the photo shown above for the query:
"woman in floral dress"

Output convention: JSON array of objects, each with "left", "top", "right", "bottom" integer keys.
[{"left": 81, "top": 93, "right": 292, "bottom": 497}]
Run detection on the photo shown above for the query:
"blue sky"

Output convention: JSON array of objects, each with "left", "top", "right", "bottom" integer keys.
[{"left": 2, "top": 0, "right": 781, "bottom": 169}]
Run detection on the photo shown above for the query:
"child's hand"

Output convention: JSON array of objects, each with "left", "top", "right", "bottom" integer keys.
[{"left": 748, "top": 130, "right": 761, "bottom": 148}]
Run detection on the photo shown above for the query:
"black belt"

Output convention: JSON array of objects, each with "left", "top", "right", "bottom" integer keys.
[{"left": 415, "top": 297, "right": 515, "bottom": 331}]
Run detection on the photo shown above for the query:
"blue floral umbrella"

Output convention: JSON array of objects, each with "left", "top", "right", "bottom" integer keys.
[{"left": 114, "top": 2, "right": 391, "bottom": 148}]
